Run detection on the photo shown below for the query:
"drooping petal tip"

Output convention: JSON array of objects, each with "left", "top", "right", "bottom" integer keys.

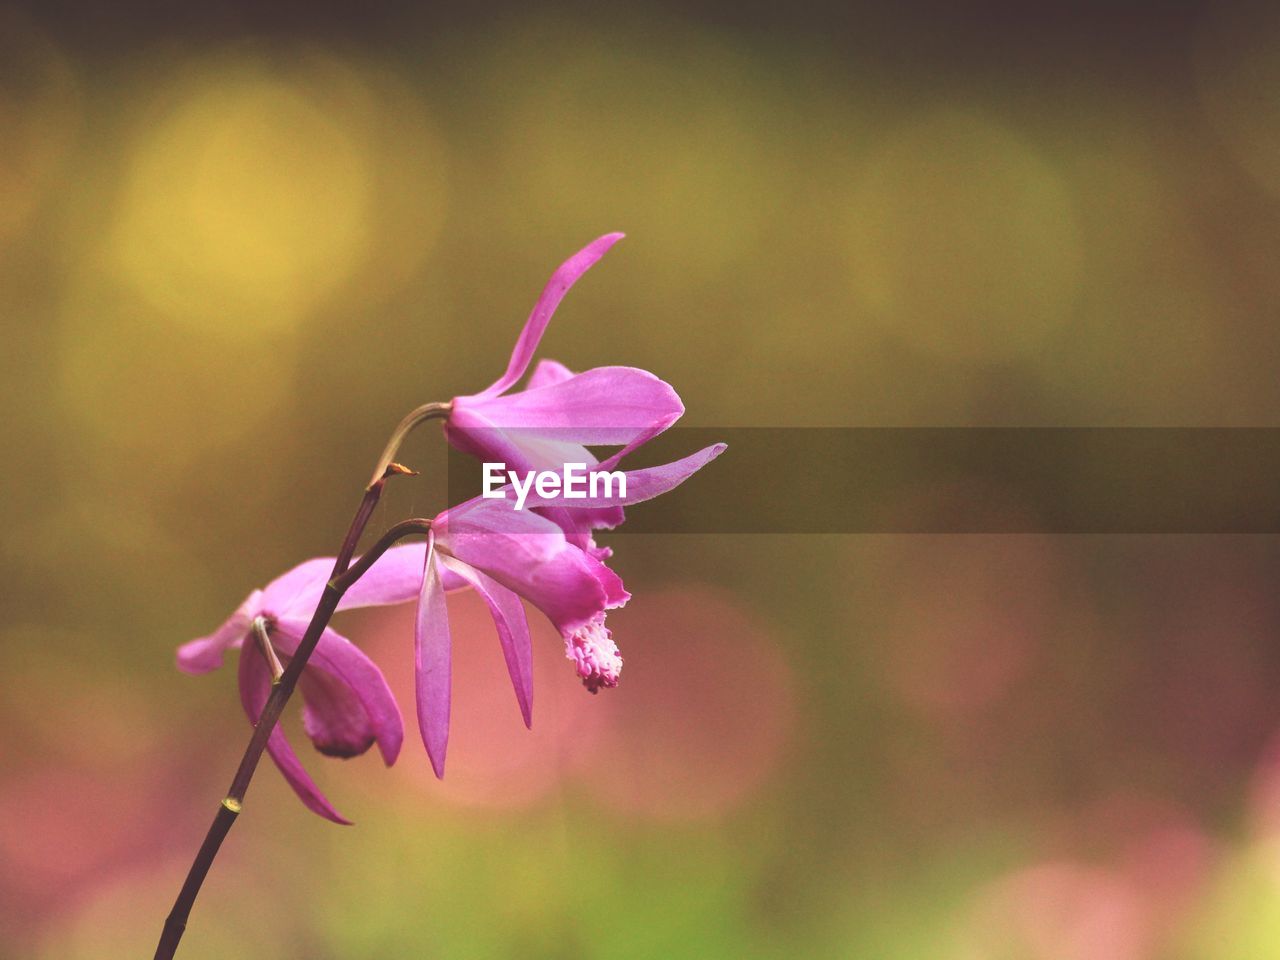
[
  {"left": 176, "top": 591, "right": 262, "bottom": 675},
  {"left": 438, "top": 554, "right": 535, "bottom": 730},
  {"left": 478, "top": 233, "right": 627, "bottom": 399},
  {"left": 415, "top": 537, "right": 453, "bottom": 779},
  {"left": 239, "top": 642, "right": 353, "bottom": 825}
]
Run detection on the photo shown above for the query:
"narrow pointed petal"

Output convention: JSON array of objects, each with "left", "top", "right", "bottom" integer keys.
[
  {"left": 455, "top": 366, "right": 684, "bottom": 446},
  {"left": 273, "top": 620, "right": 404, "bottom": 765},
  {"left": 524, "top": 443, "right": 728, "bottom": 511},
  {"left": 176, "top": 590, "right": 261, "bottom": 674},
  {"left": 593, "top": 441, "right": 726, "bottom": 504},
  {"left": 415, "top": 535, "right": 452, "bottom": 778},
  {"left": 438, "top": 555, "right": 534, "bottom": 728},
  {"left": 237, "top": 642, "right": 351, "bottom": 825},
  {"left": 478, "top": 233, "right": 625, "bottom": 398}
]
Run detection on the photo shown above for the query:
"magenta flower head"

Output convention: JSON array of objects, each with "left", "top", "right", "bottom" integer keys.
[
  {"left": 443, "top": 234, "right": 687, "bottom": 539},
  {"left": 176, "top": 557, "right": 421, "bottom": 823},
  {"left": 410, "top": 440, "right": 725, "bottom": 777}
]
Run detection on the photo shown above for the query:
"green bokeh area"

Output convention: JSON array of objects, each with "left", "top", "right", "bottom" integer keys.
[{"left": 6, "top": 1, "right": 1280, "bottom": 957}]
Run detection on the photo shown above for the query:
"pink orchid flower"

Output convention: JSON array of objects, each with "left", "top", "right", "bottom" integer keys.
[
  {"left": 443, "top": 233, "right": 686, "bottom": 541},
  {"left": 176, "top": 557, "right": 423, "bottom": 824},
  {"left": 175, "top": 435, "right": 725, "bottom": 810},
  {"left": 409, "top": 439, "right": 726, "bottom": 777},
  {"left": 178, "top": 234, "right": 724, "bottom": 815}
]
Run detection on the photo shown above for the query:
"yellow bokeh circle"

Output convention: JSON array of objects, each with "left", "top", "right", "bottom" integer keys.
[{"left": 111, "top": 53, "right": 378, "bottom": 336}]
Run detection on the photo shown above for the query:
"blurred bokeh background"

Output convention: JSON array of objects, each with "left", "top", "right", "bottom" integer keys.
[{"left": 7, "top": 0, "right": 1280, "bottom": 957}]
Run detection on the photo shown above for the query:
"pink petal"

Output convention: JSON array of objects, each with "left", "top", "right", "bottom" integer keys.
[
  {"left": 493, "top": 501, "right": 627, "bottom": 604},
  {"left": 477, "top": 233, "right": 625, "bottom": 398},
  {"left": 434, "top": 498, "right": 609, "bottom": 634},
  {"left": 337, "top": 541, "right": 436, "bottom": 611},
  {"left": 533, "top": 502, "right": 623, "bottom": 561},
  {"left": 299, "top": 670, "right": 375, "bottom": 759},
  {"left": 261, "top": 557, "right": 335, "bottom": 614},
  {"left": 237, "top": 639, "right": 351, "bottom": 825},
  {"left": 499, "top": 433, "right": 599, "bottom": 475},
  {"left": 274, "top": 619, "right": 404, "bottom": 765},
  {"left": 455, "top": 366, "right": 684, "bottom": 445},
  {"left": 415, "top": 535, "right": 452, "bottom": 779},
  {"left": 444, "top": 404, "right": 590, "bottom": 490},
  {"left": 176, "top": 590, "right": 261, "bottom": 674},
  {"left": 445, "top": 409, "right": 628, "bottom": 534},
  {"left": 276, "top": 542, "right": 467, "bottom": 620},
  {"left": 583, "top": 551, "right": 630, "bottom": 609},
  {"left": 523, "top": 443, "right": 728, "bottom": 510},
  {"left": 575, "top": 504, "right": 627, "bottom": 532},
  {"left": 439, "top": 565, "right": 470, "bottom": 593},
  {"left": 526, "top": 358, "right": 576, "bottom": 389},
  {"left": 441, "top": 404, "right": 524, "bottom": 473},
  {"left": 438, "top": 555, "right": 534, "bottom": 728}
]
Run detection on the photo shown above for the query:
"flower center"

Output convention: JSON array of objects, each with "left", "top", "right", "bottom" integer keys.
[{"left": 564, "top": 613, "right": 623, "bottom": 693}]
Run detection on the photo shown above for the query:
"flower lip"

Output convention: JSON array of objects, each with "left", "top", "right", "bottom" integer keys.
[{"left": 565, "top": 613, "right": 623, "bottom": 694}]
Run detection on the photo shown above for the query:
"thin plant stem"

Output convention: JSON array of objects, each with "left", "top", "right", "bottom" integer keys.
[
  {"left": 368, "top": 401, "right": 451, "bottom": 489},
  {"left": 154, "top": 406, "right": 448, "bottom": 960},
  {"left": 251, "top": 617, "right": 284, "bottom": 683}
]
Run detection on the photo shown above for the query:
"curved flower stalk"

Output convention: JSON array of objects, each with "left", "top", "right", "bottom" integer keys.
[
  {"left": 177, "top": 555, "right": 423, "bottom": 823},
  {"left": 411, "top": 440, "right": 726, "bottom": 777}
]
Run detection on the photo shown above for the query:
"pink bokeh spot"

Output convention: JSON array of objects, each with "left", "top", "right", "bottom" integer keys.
[
  {"left": 0, "top": 757, "right": 194, "bottom": 943},
  {"left": 574, "top": 586, "right": 797, "bottom": 821},
  {"left": 342, "top": 584, "right": 794, "bottom": 820},
  {"left": 956, "top": 794, "right": 1215, "bottom": 960},
  {"left": 1064, "top": 793, "right": 1216, "bottom": 913},
  {"left": 957, "top": 861, "right": 1152, "bottom": 960},
  {"left": 0, "top": 769, "right": 135, "bottom": 887}
]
